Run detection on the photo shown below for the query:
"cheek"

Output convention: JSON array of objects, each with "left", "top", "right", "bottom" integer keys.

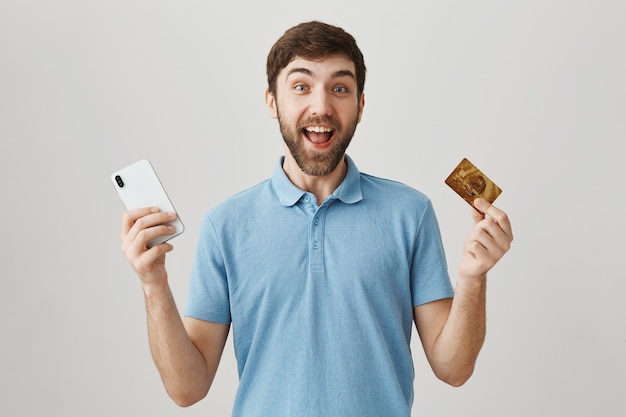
[
  {"left": 338, "top": 102, "right": 362, "bottom": 125},
  {"left": 277, "top": 104, "right": 302, "bottom": 126}
]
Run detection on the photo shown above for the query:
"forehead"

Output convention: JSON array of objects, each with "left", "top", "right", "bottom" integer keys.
[{"left": 280, "top": 54, "right": 356, "bottom": 81}]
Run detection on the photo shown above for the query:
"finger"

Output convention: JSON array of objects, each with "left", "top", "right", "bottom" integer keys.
[
  {"left": 469, "top": 226, "right": 505, "bottom": 257},
  {"left": 121, "top": 212, "right": 177, "bottom": 261},
  {"left": 464, "top": 222, "right": 508, "bottom": 271},
  {"left": 123, "top": 224, "right": 175, "bottom": 267},
  {"left": 470, "top": 204, "right": 485, "bottom": 223},
  {"left": 125, "top": 223, "right": 177, "bottom": 254},
  {"left": 137, "top": 224, "right": 177, "bottom": 247},
  {"left": 473, "top": 198, "right": 513, "bottom": 239},
  {"left": 124, "top": 211, "right": 178, "bottom": 243},
  {"left": 129, "top": 243, "right": 174, "bottom": 275},
  {"left": 465, "top": 220, "right": 511, "bottom": 270},
  {"left": 121, "top": 207, "right": 160, "bottom": 238},
  {"left": 463, "top": 241, "right": 497, "bottom": 276}
]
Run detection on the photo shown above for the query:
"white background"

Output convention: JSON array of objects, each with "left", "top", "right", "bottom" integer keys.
[{"left": 1, "top": 1, "right": 624, "bottom": 416}]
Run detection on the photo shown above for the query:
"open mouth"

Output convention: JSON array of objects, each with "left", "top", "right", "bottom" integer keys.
[{"left": 303, "top": 126, "right": 335, "bottom": 146}]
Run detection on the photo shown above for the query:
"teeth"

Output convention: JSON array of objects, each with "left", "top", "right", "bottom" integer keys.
[{"left": 305, "top": 126, "right": 333, "bottom": 133}]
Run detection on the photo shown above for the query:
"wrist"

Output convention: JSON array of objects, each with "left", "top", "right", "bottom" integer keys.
[
  {"left": 457, "top": 271, "right": 487, "bottom": 291},
  {"left": 141, "top": 277, "right": 171, "bottom": 299}
]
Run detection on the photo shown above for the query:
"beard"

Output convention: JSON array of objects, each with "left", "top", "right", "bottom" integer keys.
[{"left": 277, "top": 108, "right": 359, "bottom": 177}]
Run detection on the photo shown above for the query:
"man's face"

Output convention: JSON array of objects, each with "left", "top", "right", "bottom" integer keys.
[{"left": 266, "top": 54, "right": 365, "bottom": 177}]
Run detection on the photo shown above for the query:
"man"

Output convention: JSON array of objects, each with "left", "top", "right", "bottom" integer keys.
[{"left": 121, "top": 21, "right": 513, "bottom": 417}]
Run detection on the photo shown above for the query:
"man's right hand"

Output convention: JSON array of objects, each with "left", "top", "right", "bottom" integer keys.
[
  {"left": 121, "top": 207, "right": 178, "bottom": 286},
  {"left": 120, "top": 207, "right": 228, "bottom": 406}
]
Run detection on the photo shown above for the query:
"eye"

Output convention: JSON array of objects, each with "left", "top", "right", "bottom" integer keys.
[
  {"left": 294, "top": 84, "right": 308, "bottom": 92},
  {"left": 333, "top": 86, "right": 347, "bottom": 93}
]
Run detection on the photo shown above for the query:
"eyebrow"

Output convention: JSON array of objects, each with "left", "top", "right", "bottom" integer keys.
[{"left": 286, "top": 67, "right": 356, "bottom": 81}]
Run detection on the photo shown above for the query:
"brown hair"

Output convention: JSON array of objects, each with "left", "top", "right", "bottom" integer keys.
[{"left": 266, "top": 21, "right": 366, "bottom": 98}]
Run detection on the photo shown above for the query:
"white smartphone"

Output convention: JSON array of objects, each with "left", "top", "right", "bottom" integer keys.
[{"left": 111, "top": 159, "right": 185, "bottom": 248}]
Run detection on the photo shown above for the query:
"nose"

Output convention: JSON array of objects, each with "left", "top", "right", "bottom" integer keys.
[{"left": 309, "top": 88, "right": 332, "bottom": 116}]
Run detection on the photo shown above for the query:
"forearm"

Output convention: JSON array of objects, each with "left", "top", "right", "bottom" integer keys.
[
  {"left": 424, "top": 199, "right": 512, "bottom": 386},
  {"left": 432, "top": 274, "right": 487, "bottom": 386},
  {"left": 143, "top": 281, "right": 211, "bottom": 406}
]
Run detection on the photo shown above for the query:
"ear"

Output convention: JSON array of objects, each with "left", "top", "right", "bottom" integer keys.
[
  {"left": 357, "top": 92, "right": 365, "bottom": 124},
  {"left": 265, "top": 88, "right": 278, "bottom": 119}
]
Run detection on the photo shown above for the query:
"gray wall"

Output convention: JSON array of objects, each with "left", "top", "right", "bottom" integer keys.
[{"left": 1, "top": 1, "right": 624, "bottom": 416}]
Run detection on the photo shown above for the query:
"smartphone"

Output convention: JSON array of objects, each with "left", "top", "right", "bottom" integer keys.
[{"left": 111, "top": 159, "right": 185, "bottom": 248}]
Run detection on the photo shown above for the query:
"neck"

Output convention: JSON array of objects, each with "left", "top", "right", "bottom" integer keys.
[{"left": 282, "top": 153, "right": 347, "bottom": 205}]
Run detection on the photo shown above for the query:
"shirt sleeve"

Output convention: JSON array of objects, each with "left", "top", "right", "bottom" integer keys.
[
  {"left": 184, "top": 213, "right": 232, "bottom": 324},
  {"left": 410, "top": 200, "right": 455, "bottom": 306}
]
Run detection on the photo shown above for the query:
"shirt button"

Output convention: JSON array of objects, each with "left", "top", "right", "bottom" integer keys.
[
  {"left": 312, "top": 241, "right": 319, "bottom": 249},
  {"left": 304, "top": 195, "right": 311, "bottom": 202},
  {"left": 313, "top": 218, "right": 320, "bottom": 226}
]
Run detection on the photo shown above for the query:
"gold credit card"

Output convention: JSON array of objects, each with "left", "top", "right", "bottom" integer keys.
[{"left": 445, "top": 158, "right": 502, "bottom": 208}]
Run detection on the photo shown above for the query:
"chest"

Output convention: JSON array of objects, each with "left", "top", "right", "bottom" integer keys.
[{"left": 218, "top": 202, "right": 416, "bottom": 319}]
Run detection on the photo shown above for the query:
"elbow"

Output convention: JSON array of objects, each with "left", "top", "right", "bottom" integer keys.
[
  {"left": 167, "top": 385, "right": 208, "bottom": 408},
  {"left": 170, "top": 393, "right": 203, "bottom": 408},
  {"left": 442, "top": 372, "right": 472, "bottom": 388},
  {"left": 172, "top": 395, "right": 201, "bottom": 408},
  {"left": 435, "top": 364, "right": 475, "bottom": 387}
]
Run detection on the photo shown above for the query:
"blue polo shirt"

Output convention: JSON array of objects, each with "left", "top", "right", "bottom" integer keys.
[{"left": 185, "top": 155, "right": 454, "bottom": 417}]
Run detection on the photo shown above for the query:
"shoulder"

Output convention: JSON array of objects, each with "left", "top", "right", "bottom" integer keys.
[
  {"left": 359, "top": 172, "right": 432, "bottom": 209},
  {"left": 206, "top": 179, "right": 274, "bottom": 221}
]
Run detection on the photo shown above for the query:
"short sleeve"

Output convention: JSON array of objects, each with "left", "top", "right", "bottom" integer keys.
[
  {"left": 410, "top": 200, "right": 455, "bottom": 306},
  {"left": 183, "top": 214, "right": 232, "bottom": 324}
]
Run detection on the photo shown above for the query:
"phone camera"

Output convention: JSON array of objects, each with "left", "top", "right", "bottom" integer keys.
[{"left": 115, "top": 175, "right": 125, "bottom": 188}]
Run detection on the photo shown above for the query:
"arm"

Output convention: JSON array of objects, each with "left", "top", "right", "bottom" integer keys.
[
  {"left": 121, "top": 208, "right": 229, "bottom": 406},
  {"left": 414, "top": 198, "right": 513, "bottom": 387}
]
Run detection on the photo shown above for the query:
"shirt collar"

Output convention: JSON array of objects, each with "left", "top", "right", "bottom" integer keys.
[{"left": 271, "top": 155, "right": 363, "bottom": 207}]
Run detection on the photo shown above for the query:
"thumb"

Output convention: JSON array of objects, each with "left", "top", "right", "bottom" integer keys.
[{"left": 472, "top": 198, "right": 489, "bottom": 222}]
